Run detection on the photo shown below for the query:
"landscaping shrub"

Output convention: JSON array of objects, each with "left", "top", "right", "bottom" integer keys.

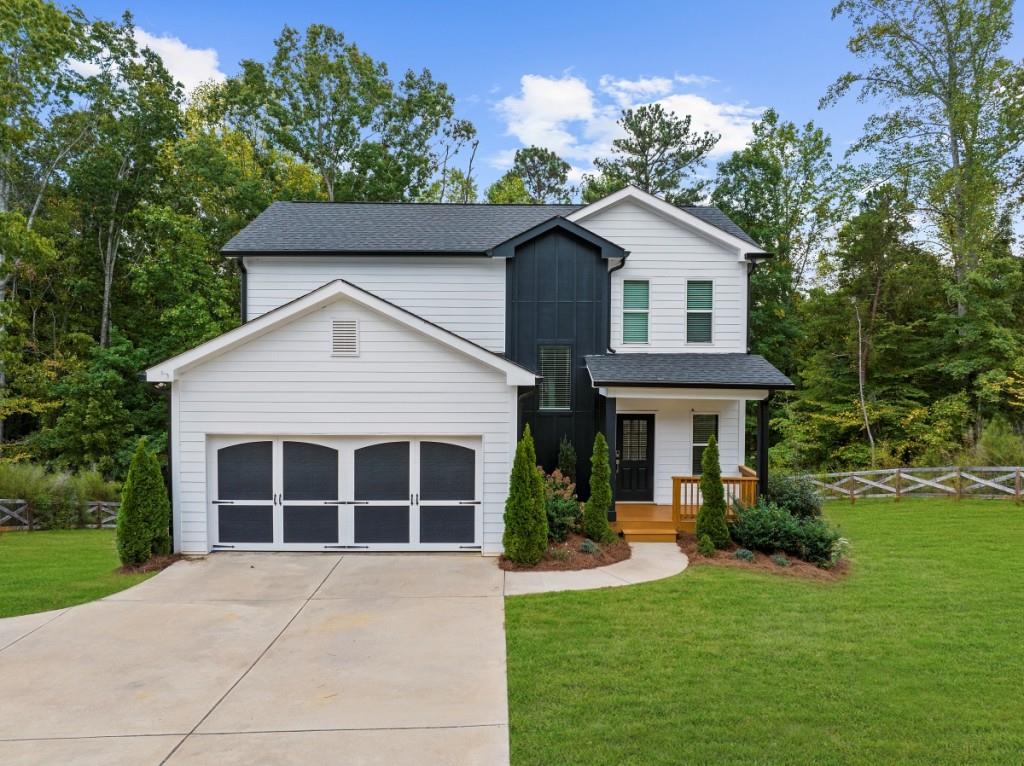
[
  {"left": 767, "top": 474, "right": 823, "bottom": 519},
  {"left": 0, "top": 462, "right": 120, "bottom": 529},
  {"left": 695, "top": 435, "right": 729, "bottom": 548},
  {"left": 557, "top": 436, "right": 577, "bottom": 482},
  {"left": 543, "top": 469, "right": 581, "bottom": 542},
  {"left": 117, "top": 439, "right": 171, "bottom": 566},
  {"left": 579, "top": 538, "right": 598, "bottom": 555},
  {"left": 734, "top": 548, "right": 754, "bottom": 562},
  {"left": 502, "top": 426, "right": 548, "bottom": 565},
  {"left": 731, "top": 498, "right": 842, "bottom": 568},
  {"left": 697, "top": 533, "right": 716, "bottom": 557},
  {"left": 771, "top": 553, "right": 790, "bottom": 567},
  {"left": 584, "top": 432, "right": 616, "bottom": 543}
]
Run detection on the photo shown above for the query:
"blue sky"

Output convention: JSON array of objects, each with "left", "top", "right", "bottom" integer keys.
[{"left": 78, "top": 0, "right": 1024, "bottom": 189}]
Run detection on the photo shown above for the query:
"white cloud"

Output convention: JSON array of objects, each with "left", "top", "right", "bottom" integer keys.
[
  {"left": 135, "top": 29, "right": 225, "bottom": 93},
  {"left": 70, "top": 28, "right": 225, "bottom": 94},
  {"left": 490, "top": 72, "right": 763, "bottom": 172},
  {"left": 599, "top": 75, "right": 674, "bottom": 107}
]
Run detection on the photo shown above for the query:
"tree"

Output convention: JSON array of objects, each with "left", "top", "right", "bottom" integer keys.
[
  {"left": 695, "top": 435, "right": 729, "bottom": 548},
  {"left": 583, "top": 432, "right": 616, "bottom": 543},
  {"left": 486, "top": 171, "right": 533, "bottom": 204},
  {"left": 231, "top": 24, "right": 470, "bottom": 202},
  {"left": 823, "top": 0, "right": 1024, "bottom": 341},
  {"left": 117, "top": 437, "right": 170, "bottom": 565},
  {"left": 418, "top": 168, "right": 477, "bottom": 203},
  {"left": 502, "top": 425, "right": 547, "bottom": 564},
  {"left": 557, "top": 436, "right": 577, "bottom": 482},
  {"left": 511, "top": 146, "right": 572, "bottom": 203},
  {"left": 584, "top": 103, "right": 719, "bottom": 204}
]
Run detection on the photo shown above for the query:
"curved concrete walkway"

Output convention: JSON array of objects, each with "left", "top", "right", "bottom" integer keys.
[{"left": 503, "top": 542, "right": 688, "bottom": 596}]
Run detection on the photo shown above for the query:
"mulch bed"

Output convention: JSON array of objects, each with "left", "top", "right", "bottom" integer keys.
[
  {"left": 499, "top": 532, "right": 631, "bottom": 572},
  {"left": 118, "top": 553, "right": 181, "bottom": 575},
  {"left": 677, "top": 532, "right": 849, "bottom": 582}
]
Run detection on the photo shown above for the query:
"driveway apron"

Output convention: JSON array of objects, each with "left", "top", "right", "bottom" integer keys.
[{"left": 0, "top": 553, "right": 509, "bottom": 765}]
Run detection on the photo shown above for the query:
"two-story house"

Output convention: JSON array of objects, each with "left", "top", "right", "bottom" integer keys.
[{"left": 146, "top": 186, "right": 793, "bottom": 555}]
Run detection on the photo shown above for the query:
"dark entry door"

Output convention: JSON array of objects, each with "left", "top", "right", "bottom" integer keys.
[{"left": 616, "top": 414, "right": 654, "bottom": 501}]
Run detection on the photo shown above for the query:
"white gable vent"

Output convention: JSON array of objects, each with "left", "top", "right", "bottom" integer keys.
[{"left": 331, "top": 319, "right": 359, "bottom": 356}]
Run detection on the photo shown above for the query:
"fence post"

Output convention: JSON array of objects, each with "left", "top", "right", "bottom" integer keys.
[
  {"left": 895, "top": 468, "right": 902, "bottom": 502},
  {"left": 849, "top": 476, "right": 856, "bottom": 505},
  {"left": 1016, "top": 467, "right": 1022, "bottom": 505},
  {"left": 955, "top": 467, "right": 962, "bottom": 501}
]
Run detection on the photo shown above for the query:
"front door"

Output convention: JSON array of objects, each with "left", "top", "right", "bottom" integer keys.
[{"left": 616, "top": 414, "right": 654, "bottom": 501}]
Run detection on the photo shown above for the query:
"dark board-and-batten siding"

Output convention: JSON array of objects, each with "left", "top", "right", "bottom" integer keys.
[{"left": 505, "top": 227, "right": 610, "bottom": 498}]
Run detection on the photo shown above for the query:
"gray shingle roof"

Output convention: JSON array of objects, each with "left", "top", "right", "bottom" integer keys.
[
  {"left": 221, "top": 201, "right": 763, "bottom": 254},
  {"left": 585, "top": 353, "right": 793, "bottom": 389}
]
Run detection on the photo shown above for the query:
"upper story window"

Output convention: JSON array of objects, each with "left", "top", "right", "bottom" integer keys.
[
  {"left": 538, "top": 345, "right": 572, "bottom": 410},
  {"left": 692, "top": 414, "right": 719, "bottom": 474},
  {"left": 686, "top": 280, "right": 713, "bottom": 344},
  {"left": 622, "top": 280, "right": 650, "bottom": 344}
]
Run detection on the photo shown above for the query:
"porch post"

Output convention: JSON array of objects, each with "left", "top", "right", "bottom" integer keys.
[
  {"left": 757, "top": 394, "right": 772, "bottom": 498},
  {"left": 605, "top": 396, "right": 617, "bottom": 521}
]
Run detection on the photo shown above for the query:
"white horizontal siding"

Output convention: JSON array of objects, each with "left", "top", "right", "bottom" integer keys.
[
  {"left": 579, "top": 199, "right": 748, "bottom": 353},
  {"left": 616, "top": 397, "right": 746, "bottom": 505},
  {"left": 244, "top": 256, "right": 506, "bottom": 352},
  {"left": 172, "top": 295, "right": 516, "bottom": 555}
]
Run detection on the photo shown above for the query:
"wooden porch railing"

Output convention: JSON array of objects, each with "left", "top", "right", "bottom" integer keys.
[{"left": 671, "top": 468, "right": 758, "bottom": 529}]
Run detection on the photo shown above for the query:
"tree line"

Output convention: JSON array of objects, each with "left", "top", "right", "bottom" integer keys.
[{"left": 1, "top": 0, "right": 1022, "bottom": 478}]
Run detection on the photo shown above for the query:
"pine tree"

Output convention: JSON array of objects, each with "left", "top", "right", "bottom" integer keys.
[
  {"left": 584, "top": 432, "right": 616, "bottom": 543},
  {"left": 695, "top": 435, "right": 729, "bottom": 548},
  {"left": 116, "top": 438, "right": 171, "bottom": 565},
  {"left": 502, "top": 425, "right": 548, "bottom": 564}
]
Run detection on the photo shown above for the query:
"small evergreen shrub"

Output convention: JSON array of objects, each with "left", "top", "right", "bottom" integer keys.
[
  {"left": 767, "top": 474, "right": 823, "bottom": 519},
  {"left": 695, "top": 435, "right": 729, "bottom": 548},
  {"left": 557, "top": 436, "right": 577, "bottom": 482},
  {"left": 584, "top": 432, "right": 616, "bottom": 543},
  {"left": 117, "top": 439, "right": 171, "bottom": 566},
  {"left": 734, "top": 548, "right": 754, "bottom": 562},
  {"left": 548, "top": 547, "right": 571, "bottom": 562},
  {"left": 543, "top": 469, "right": 582, "bottom": 542},
  {"left": 771, "top": 553, "right": 790, "bottom": 567},
  {"left": 731, "top": 498, "right": 842, "bottom": 568},
  {"left": 697, "top": 533, "right": 716, "bottom": 557},
  {"left": 502, "top": 426, "right": 548, "bottom": 565},
  {"left": 579, "top": 538, "right": 598, "bottom": 555}
]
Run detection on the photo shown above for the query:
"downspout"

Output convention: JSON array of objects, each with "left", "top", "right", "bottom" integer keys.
[
  {"left": 606, "top": 253, "right": 629, "bottom": 353},
  {"left": 744, "top": 255, "right": 760, "bottom": 354},
  {"left": 238, "top": 257, "right": 248, "bottom": 324}
]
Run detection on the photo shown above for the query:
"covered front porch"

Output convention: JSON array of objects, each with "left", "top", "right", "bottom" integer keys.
[{"left": 585, "top": 352, "right": 794, "bottom": 543}]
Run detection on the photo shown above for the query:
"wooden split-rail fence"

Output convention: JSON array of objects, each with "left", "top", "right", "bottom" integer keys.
[
  {"left": 0, "top": 500, "right": 120, "bottom": 530},
  {"left": 798, "top": 466, "right": 1024, "bottom": 504}
]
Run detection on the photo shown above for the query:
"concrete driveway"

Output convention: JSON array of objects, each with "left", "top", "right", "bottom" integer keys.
[{"left": 0, "top": 553, "right": 508, "bottom": 765}]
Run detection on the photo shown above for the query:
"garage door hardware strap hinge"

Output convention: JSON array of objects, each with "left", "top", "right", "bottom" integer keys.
[
  {"left": 324, "top": 545, "right": 369, "bottom": 549},
  {"left": 212, "top": 500, "right": 234, "bottom": 505},
  {"left": 458, "top": 500, "right": 481, "bottom": 505},
  {"left": 327, "top": 500, "right": 368, "bottom": 505},
  {"left": 212, "top": 544, "right": 236, "bottom": 549},
  {"left": 459, "top": 545, "right": 482, "bottom": 549}
]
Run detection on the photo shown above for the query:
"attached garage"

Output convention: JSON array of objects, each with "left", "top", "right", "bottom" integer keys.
[
  {"left": 146, "top": 280, "right": 536, "bottom": 556},
  {"left": 209, "top": 436, "right": 482, "bottom": 551}
]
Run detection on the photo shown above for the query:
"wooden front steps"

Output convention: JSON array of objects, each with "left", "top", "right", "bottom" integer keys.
[{"left": 613, "top": 503, "right": 683, "bottom": 542}]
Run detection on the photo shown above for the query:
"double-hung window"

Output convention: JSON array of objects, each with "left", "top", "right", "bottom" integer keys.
[
  {"left": 686, "top": 280, "right": 713, "bottom": 344},
  {"left": 538, "top": 345, "right": 572, "bottom": 411},
  {"left": 692, "top": 414, "right": 719, "bottom": 474},
  {"left": 622, "top": 280, "right": 649, "bottom": 344}
]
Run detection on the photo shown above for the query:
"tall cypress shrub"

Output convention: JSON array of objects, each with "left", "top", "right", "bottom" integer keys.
[
  {"left": 502, "top": 425, "right": 548, "bottom": 564},
  {"left": 584, "top": 432, "right": 616, "bottom": 543},
  {"left": 695, "top": 435, "right": 729, "bottom": 548},
  {"left": 117, "top": 439, "right": 171, "bottom": 566}
]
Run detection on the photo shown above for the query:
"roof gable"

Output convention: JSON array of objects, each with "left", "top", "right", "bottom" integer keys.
[
  {"left": 146, "top": 280, "right": 538, "bottom": 385},
  {"left": 567, "top": 186, "right": 767, "bottom": 259},
  {"left": 487, "top": 216, "right": 627, "bottom": 260}
]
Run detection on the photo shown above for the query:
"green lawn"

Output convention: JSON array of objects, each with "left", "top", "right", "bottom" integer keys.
[
  {"left": 505, "top": 498, "right": 1024, "bottom": 765},
  {"left": 0, "top": 529, "right": 154, "bottom": 618}
]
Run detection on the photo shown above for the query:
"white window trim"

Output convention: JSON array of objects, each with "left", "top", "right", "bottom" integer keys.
[
  {"left": 685, "top": 278, "right": 715, "bottom": 346},
  {"left": 622, "top": 279, "right": 650, "bottom": 346},
  {"left": 691, "top": 411, "right": 720, "bottom": 475},
  {"left": 538, "top": 344, "right": 573, "bottom": 412},
  {"left": 331, "top": 317, "right": 360, "bottom": 357}
]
